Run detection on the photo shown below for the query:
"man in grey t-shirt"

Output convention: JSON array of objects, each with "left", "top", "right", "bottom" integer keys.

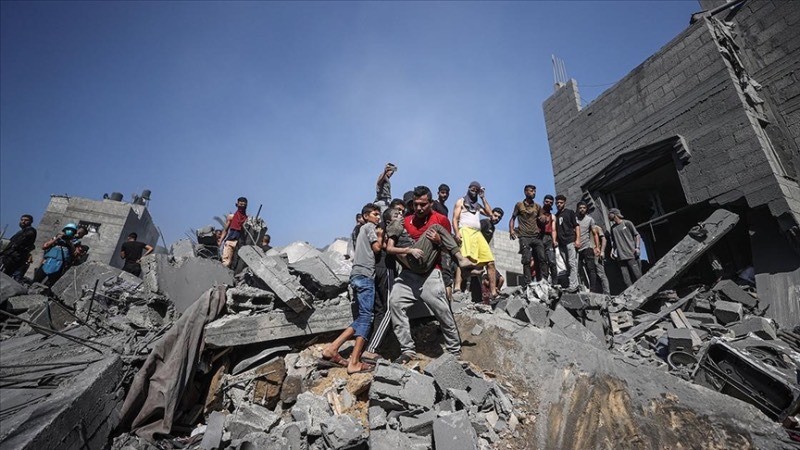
[
  {"left": 609, "top": 207, "right": 642, "bottom": 287},
  {"left": 576, "top": 202, "right": 599, "bottom": 292}
]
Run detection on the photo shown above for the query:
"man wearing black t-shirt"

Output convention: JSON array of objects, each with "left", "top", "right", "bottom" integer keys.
[
  {"left": 120, "top": 232, "right": 154, "bottom": 277},
  {"left": 555, "top": 195, "right": 580, "bottom": 292}
]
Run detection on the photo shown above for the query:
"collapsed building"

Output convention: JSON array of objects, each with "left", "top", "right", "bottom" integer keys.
[
  {"left": 542, "top": 0, "right": 800, "bottom": 329},
  {"left": 1, "top": 1, "right": 799, "bottom": 449},
  {"left": 28, "top": 191, "right": 160, "bottom": 275}
]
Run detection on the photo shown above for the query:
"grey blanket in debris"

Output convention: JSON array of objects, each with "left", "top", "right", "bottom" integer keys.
[{"left": 119, "top": 285, "right": 226, "bottom": 440}]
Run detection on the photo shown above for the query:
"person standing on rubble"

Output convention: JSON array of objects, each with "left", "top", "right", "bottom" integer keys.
[
  {"left": 1, "top": 214, "right": 37, "bottom": 281},
  {"left": 575, "top": 201, "right": 600, "bottom": 292},
  {"left": 374, "top": 163, "right": 397, "bottom": 211},
  {"left": 220, "top": 197, "right": 248, "bottom": 267},
  {"left": 431, "top": 184, "right": 456, "bottom": 302},
  {"left": 33, "top": 223, "right": 77, "bottom": 285},
  {"left": 120, "top": 232, "right": 154, "bottom": 277},
  {"left": 594, "top": 224, "right": 611, "bottom": 295},
  {"left": 322, "top": 203, "right": 382, "bottom": 374},
  {"left": 453, "top": 181, "right": 499, "bottom": 298},
  {"left": 609, "top": 208, "right": 642, "bottom": 287},
  {"left": 538, "top": 195, "right": 559, "bottom": 284},
  {"left": 389, "top": 185, "right": 462, "bottom": 364},
  {"left": 555, "top": 195, "right": 581, "bottom": 292},
  {"left": 259, "top": 234, "right": 272, "bottom": 253},
  {"left": 509, "top": 185, "right": 545, "bottom": 285}
]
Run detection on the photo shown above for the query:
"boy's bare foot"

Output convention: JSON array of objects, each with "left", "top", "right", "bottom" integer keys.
[
  {"left": 454, "top": 253, "right": 475, "bottom": 269},
  {"left": 347, "top": 361, "right": 375, "bottom": 374}
]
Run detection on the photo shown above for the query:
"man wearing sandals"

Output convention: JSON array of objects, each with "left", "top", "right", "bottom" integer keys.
[
  {"left": 389, "top": 186, "right": 463, "bottom": 365},
  {"left": 321, "top": 203, "right": 383, "bottom": 374}
]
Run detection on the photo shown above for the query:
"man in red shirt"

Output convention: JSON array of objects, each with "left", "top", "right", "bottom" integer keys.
[
  {"left": 388, "top": 186, "right": 462, "bottom": 364},
  {"left": 221, "top": 197, "right": 248, "bottom": 267}
]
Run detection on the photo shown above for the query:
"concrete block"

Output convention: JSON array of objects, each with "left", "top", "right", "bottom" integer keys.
[
  {"left": 0, "top": 272, "right": 27, "bottom": 303},
  {"left": 682, "top": 312, "right": 717, "bottom": 326},
  {"left": 170, "top": 239, "right": 196, "bottom": 259},
  {"left": 503, "top": 297, "right": 527, "bottom": 320},
  {"left": 433, "top": 410, "right": 478, "bottom": 450},
  {"left": 51, "top": 261, "right": 144, "bottom": 306},
  {"left": 140, "top": 254, "right": 233, "bottom": 313},
  {"left": 369, "top": 429, "right": 432, "bottom": 450},
  {"left": 281, "top": 241, "right": 322, "bottom": 264},
  {"left": 369, "top": 405, "right": 388, "bottom": 429},
  {"left": 238, "top": 246, "right": 312, "bottom": 313},
  {"left": 667, "top": 328, "right": 695, "bottom": 353},
  {"left": 199, "top": 410, "right": 225, "bottom": 450},
  {"left": 126, "top": 304, "right": 165, "bottom": 328},
  {"left": 713, "top": 280, "right": 758, "bottom": 308},
  {"left": 549, "top": 305, "right": 606, "bottom": 349},
  {"left": 225, "top": 402, "right": 280, "bottom": 440},
  {"left": 730, "top": 317, "right": 777, "bottom": 340},
  {"left": 447, "top": 388, "right": 473, "bottom": 408},
  {"left": 291, "top": 392, "right": 332, "bottom": 437},
  {"left": 289, "top": 250, "right": 351, "bottom": 299},
  {"left": 370, "top": 362, "right": 436, "bottom": 411},
  {"left": 320, "top": 414, "right": 364, "bottom": 449},
  {"left": 4, "top": 294, "right": 47, "bottom": 314},
  {"left": 467, "top": 377, "right": 492, "bottom": 407},
  {"left": 399, "top": 409, "right": 437, "bottom": 435},
  {"left": 205, "top": 300, "right": 355, "bottom": 348},
  {"left": 225, "top": 285, "right": 275, "bottom": 312},
  {"left": 714, "top": 300, "right": 743, "bottom": 325},
  {"left": 521, "top": 302, "right": 550, "bottom": 328},
  {"left": 423, "top": 353, "right": 471, "bottom": 393}
]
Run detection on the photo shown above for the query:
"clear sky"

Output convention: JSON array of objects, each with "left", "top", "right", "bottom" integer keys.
[{"left": 1, "top": 1, "right": 700, "bottom": 248}]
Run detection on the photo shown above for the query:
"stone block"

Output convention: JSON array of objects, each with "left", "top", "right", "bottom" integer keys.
[
  {"left": 467, "top": 377, "right": 492, "bottom": 407},
  {"left": 199, "top": 410, "right": 225, "bottom": 450},
  {"left": 0, "top": 272, "right": 27, "bottom": 303},
  {"left": 433, "top": 410, "right": 478, "bottom": 450},
  {"left": 369, "top": 405, "right": 387, "bottom": 429},
  {"left": 320, "top": 414, "right": 364, "bottom": 449},
  {"left": 369, "top": 429, "right": 432, "bottom": 450},
  {"left": 667, "top": 328, "right": 695, "bottom": 353},
  {"left": 237, "top": 246, "right": 312, "bottom": 313},
  {"left": 140, "top": 254, "right": 233, "bottom": 313},
  {"left": 713, "top": 300, "right": 743, "bottom": 325},
  {"left": 730, "top": 317, "right": 777, "bottom": 340},
  {"left": 522, "top": 302, "right": 550, "bottom": 328},
  {"left": 51, "top": 261, "right": 144, "bottom": 306},
  {"left": 504, "top": 297, "right": 527, "bottom": 320},
  {"left": 447, "top": 388, "right": 473, "bottom": 408},
  {"left": 289, "top": 250, "right": 351, "bottom": 299},
  {"left": 4, "top": 294, "right": 47, "bottom": 314},
  {"left": 170, "top": 239, "right": 196, "bottom": 259},
  {"left": 370, "top": 362, "right": 436, "bottom": 411},
  {"left": 713, "top": 280, "right": 758, "bottom": 308},
  {"left": 682, "top": 312, "right": 717, "bottom": 326},
  {"left": 225, "top": 402, "right": 280, "bottom": 440},
  {"left": 423, "top": 353, "right": 471, "bottom": 393},
  {"left": 399, "top": 409, "right": 437, "bottom": 435},
  {"left": 549, "top": 305, "right": 605, "bottom": 349},
  {"left": 126, "top": 304, "right": 165, "bottom": 328},
  {"left": 291, "top": 392, "right": 332, "bottom": 436}
]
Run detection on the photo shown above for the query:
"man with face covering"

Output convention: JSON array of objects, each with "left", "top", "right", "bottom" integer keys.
[
  {"left": 33, "top": 223, "right": 77, "bottom": 286},
  {"left": 221, "top": 197, "right": 248, "bottom": 267},
  {"left": 1, "top": 214, "right": 37, "bottom": 280},
  {"left": 453, "top": 181, "right": 499, "bottom": 298}
]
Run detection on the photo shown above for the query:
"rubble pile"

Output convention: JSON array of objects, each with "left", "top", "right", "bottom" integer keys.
[{"left": 1, "top": 209, "right": 799, "bottom": 449}]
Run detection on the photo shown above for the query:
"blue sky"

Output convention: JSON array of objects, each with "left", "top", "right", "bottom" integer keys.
[{"left": 1, "top": 1, "right": 700, "bottom": 248}]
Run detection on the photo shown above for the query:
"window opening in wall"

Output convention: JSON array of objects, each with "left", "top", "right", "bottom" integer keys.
[{"left": 79, "top": 221, "right": 101, "bottom": 236}]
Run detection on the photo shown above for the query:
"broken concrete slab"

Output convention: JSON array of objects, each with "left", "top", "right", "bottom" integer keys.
[
  {"left": 291, "top": 392, "right": 333, "bottom": 437},
  {"left": 713, "top": 279, "right": 757, "bottom": 308},
  {"left": 4, "top": 294, "right": 47, "bottom": 314},
  {"left": 423, "top": 353, "right": 472, "bottom": 394},
  {"left": 170, "top": 239, "right": 196, "bottom": 259},
  {"left": 225, "top": 403, "right": 280, "bottom": 440},
  {"left": 369, "top": 429, "right": 432, "bottom": 450},
  {"left": 320, "top": 414, "right": 365, "bottom": 449},
  {"left": 140, "top": 254, "right": 233, "bottom": 313},
  {"left": 667, "top": 328, "right": 696, "bottom": 354},
  {"left": 288, "top": 250, "right": 351, "bottom": 299},
  {"left": 370, "top": 362, "right": 436, "bottom": 411},
  {"left": 521, "top": 302, "right": 550, "bottom": 328},
  {"left": 199, "top": 410, "right": 225, "bottom": 450},
  {"left": 713, "top": 300, "right": 743, "bottom": 325},
  {"left": 614, "top": 288, "right": 700, "bottom": 345},
  {"left": 682, "top": 312, "right": 717, "bottom": 326},
  {"left": 204, "top": 300, "right": 354, "bottom": 348},
  {"left": 369, "top": 405, "right": 388, "bottom": 430},
  {"left": 621, "top": 209, "right": 739, "bottom": 310},
  {"left": 126, "top": 304, "right": 165, "bottom": 328},
  {"left": 225, "top": 285, "right": 275, "bottom": 312},
  {"left": 549, "top": 305, "right": 605, "bottom": 350},
  {"left": 281, "top": 241, "right": 322, "bottom": 264},
  {"left": 730, "top": 317, "right": 777, "bottom": 340},
  {"left": 51, "top": 261, "right": 144, "bottom": 306},
  {"left": 232, "top": 345, "right": 292, "bottom": 375},
  {"left": 0, "top": 272, "right": 27, "bottom": 303},
  {"left": 251, "top": 357, "right": 287, "bottom": 409},
  {"left": 503, "top": 297, "right": 527, "bottom": 320},
  {"left": 433, "top": 410, "right": 478, "bottom": 450},
  {"left": 237, "top": 246, "right": 312, "bottom": 313},
  {"left": 399, "top": 409, "right": 437, "bottom": 436}
]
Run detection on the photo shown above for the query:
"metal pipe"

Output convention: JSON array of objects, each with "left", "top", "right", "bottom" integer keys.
[
  {"left": 0, "top": 310, "right": 110, "bottom": 353},
  {"left": 85, "top": 279, "right": 99, "bottom": 321}
]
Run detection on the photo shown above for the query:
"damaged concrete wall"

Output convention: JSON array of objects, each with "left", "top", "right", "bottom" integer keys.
[
  {"left": 28, "top": 195, "right": 159, "bottom": 275},
  {"left": 141, "top": 254, "right": 233, "bottom": 313}
]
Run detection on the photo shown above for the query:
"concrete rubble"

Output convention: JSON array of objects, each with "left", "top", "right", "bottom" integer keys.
[{"left": 2, "top": 209, "right": 799, "bottom": 450}]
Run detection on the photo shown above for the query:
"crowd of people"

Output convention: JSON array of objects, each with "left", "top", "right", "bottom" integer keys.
[{"left": 328, "top": 163, "right": 644, "bottom": 374}]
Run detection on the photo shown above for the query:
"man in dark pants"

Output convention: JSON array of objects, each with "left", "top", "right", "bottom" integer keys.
[
  {"left": 575, "top": 201, "right": 600, "bottom": 292},
  {"left": 120, "top": 233, "right": 154, "bottom": 277},
  {"left": 431, "top": 184, "right": 456, "bottom": 301},
  {"left": 509, "top": 185, "right": 544, "bottom": 285},
  {"left": 538, "top": 195, "right": 559, "bottom": 284},
  {"left": 1, "top": 214, "right": 37, "bottom": 281},
  {"left": 555, "top": 195, "right": 580, "bottom": 292},
  {"left": 609, "top": 208, "right": 642, "bottom": 287}
]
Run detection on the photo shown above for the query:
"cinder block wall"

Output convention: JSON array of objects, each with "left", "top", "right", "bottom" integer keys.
[{"left": 543, "top": 18, "right": 792, "bottom": 223}]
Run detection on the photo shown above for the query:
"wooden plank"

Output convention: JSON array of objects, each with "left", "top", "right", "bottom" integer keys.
[{"left": 614, "top": 288, "right": 700, "bottom": 345}]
